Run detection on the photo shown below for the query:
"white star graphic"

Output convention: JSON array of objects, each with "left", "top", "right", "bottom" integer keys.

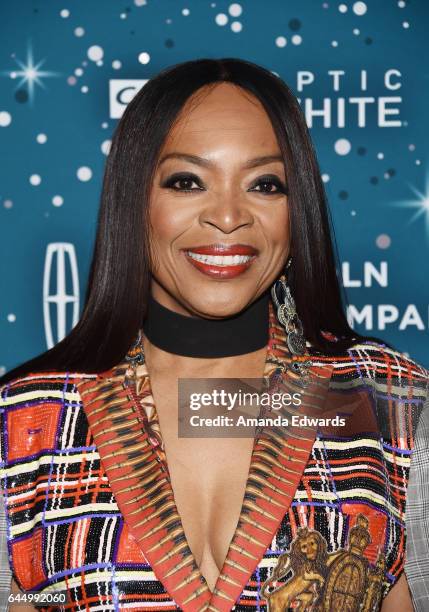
[
  {"left": 2, "top": 41, "right": 61, "bottom": 104},
  {"left": 390, "top": 172, "right": 429, "bottom": 239}
]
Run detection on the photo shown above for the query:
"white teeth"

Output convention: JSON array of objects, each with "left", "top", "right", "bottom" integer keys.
[{"left": 186, "top": 252, "right": 254, "bottom": 266}]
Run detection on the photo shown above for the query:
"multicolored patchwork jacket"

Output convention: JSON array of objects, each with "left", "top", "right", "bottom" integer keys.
[{"left": 1, "top": 306, "right": 428, "bottom": 611}]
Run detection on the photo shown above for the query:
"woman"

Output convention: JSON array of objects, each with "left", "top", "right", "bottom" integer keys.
[{"left": 1, "top": 58, "right": 427, "bottom": 611}]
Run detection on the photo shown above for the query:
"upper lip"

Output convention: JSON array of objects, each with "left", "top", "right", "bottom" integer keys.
[{"left": 183, "top": 243, "right": 259, "bottom": 256}]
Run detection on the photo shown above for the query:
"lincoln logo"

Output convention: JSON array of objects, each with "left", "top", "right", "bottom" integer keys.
[{"left": 43, "top": 243, "right": 80, "bottom": 349}]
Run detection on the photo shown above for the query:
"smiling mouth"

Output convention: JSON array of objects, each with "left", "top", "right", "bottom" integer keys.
[
  {"left": 182, "top": 244, "right": 258, "bottom": 278},
  {"left": 185, "top": 252, "right": 255, "bottom": 266}
]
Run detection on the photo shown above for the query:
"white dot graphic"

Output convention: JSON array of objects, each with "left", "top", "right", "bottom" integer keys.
[
  {"left": 36, "top": 133, "right": 47, "bottom": 144},
  {"left": 77, "top": 166, "right": 92, "bottom": 181},
  {"left": 74, "top": 27, "right": 85, "bottom": 37},
  {"left": 376, "top": 234, "right": 391, "bottom": 249},
  {"left": 353, "top": 1, "right": 367, "bottom": 15},
  {"left": 398, "top": 0, "right": 406, "bottom": 6},
  {"left": 334, "top": 138, "right": 351, "bottom": 155},
  {"left": 182, "top": 8, "right": 190, "bottom": 15},
  {"left": 102, "top": 122, "right": 109, "bottom": 129},
  {"left": 134, "top": 0, "right": 147, "bottom": 5},
  {"left": 81, "top": 85, "right": 89, "bottom": 93},
  {"left": 96, "top": 60, "right": 103, "bottom": 67},
  {"left": 331, "top": 40, "right": 338, "bottom": 47},
  {"left": 408, "top": 144, "right": 415, "bottom": 151},
  {"left": 215, "top": 13, "right": 228, "bottom": 25},
  {"left": 403, "top": 21, "right": 410, "bottom": 28},
  {"left": 275, "top": 36, "right": 287, "bottom": 47},
  {"left": 138, "top": 51, "right": 151, "bottom": 64},
  {"left": 75, "top": 68, "right": 84, "bottom": 76},
  {"left": 292, "top": 35, "right": 302, "bottom": 45},
  {"left": 322, "top": 174, "right": 330, "bottom": 183},
  {"left": 101, "top": 140, "right": 112, "bottom": 155},
  {"left": 231, "top": 21, "right": 242, "bottom": 32},
  {"left": 353, "top": 28, "right": 360, "bottom": 35},
  {"left": 0, "top": 111, "right": 12, "bottom": 127},
  {"left": 377, "top": 152, "right": 384, "bottom": 160},
  {"left": 52, "top": 195, "right": 64, "bottom": 207},
  {"left": 112, "top": 60, "right": 122, "bottom": 70},
  {"left": 339, "top": 4, "right": 348, "bottom": 13},
  {"left": 228, "top": 3, "right": 242, "bottom": 17},
  {"left": 87, "top": 45, "right": 104, "bottom": 62},
  {"left": 60, "top": 9, "right": 70, "bottom": 18},
  {"left": 29, "top": 174, "right": 41, "bottom": 186},
  {"left": 7, "top": 314, "right": 16, "bottom": 323}
]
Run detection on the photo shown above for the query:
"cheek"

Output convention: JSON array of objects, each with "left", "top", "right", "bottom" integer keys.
[
  {"left": 149, "top": 197, "right": 192, "bottom": 248},
  {"left": 261, "top": 203, "right": 290, "bottom": 246}
]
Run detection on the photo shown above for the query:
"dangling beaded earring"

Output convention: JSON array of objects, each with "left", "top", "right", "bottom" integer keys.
[
  {"left": 124, "top": 329, "right": 145, "bottom": 384},
  {"left": 271, "top": 257, "right": 312, "bottom": 377}
]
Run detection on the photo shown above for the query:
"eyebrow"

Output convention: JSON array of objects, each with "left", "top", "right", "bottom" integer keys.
[{"left": 157, "top": 152, "right": 284, "bottom": 170}]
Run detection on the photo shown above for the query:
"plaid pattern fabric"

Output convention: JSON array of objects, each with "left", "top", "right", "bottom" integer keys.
[
  {"left": 0, "top": 330, "right": 428, "bottom": 611},
  {"left": 405, "top": 396, "right": 429, "bottom": 611}
]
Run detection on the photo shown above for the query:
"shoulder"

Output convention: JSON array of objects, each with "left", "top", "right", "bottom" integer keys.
[
  {"left": 349, "top": 341, "right": 429, "bottom": 396},
  {"left": 311, "top": 339, "right": 429, "bottom": 402},
  {"left": 0, "top": 371, "right": 99, "bottom": 469},
  {"left": 0, "top": 370, "right": 97, "bottom": 407}
]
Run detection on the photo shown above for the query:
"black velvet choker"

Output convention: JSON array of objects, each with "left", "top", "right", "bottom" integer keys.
[{"left": 142, "top": 291, "right": 270, "bottom": 358}]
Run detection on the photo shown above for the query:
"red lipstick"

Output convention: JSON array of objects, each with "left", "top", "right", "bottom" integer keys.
[{"left": 182, "top": 244, "right": 258, "bottom": 279}]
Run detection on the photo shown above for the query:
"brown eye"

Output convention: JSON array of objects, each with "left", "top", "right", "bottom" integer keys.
[
  {"left": 175, "top": 178, "right": 198, "bottom": 190},
  {"left": 162, "top": 172, "right": 204, "bottom": 192},
  {"left": 250, "top": 176, "right": 288, "bottom": 195},
  {"left": 255, "top": 181, "right": 279, "bottom": 193}
]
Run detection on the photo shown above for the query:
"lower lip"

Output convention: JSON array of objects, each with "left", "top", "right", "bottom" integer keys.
[{"left": 183, "top": 253, "right": 256, "bottom": 279}]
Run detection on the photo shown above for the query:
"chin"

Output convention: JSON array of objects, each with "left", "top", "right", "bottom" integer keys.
[{"left": 186, "top": 295, "right": 254, "bottom": 319}]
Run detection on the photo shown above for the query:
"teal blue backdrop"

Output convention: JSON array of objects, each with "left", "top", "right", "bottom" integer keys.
[{"left": 1, "top": 0, "right": 428, "bottom": 373}]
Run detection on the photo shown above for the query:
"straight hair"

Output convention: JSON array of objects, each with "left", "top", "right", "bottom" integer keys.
[{"left": 1, "top": 57, "right": 376, "bottom": 386}]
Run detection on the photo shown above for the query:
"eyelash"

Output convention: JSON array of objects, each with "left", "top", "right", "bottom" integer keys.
[{"left": 161, "top": 172, "right": 288, "bottom": 195}]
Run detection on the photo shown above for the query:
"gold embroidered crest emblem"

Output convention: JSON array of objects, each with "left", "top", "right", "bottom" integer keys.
[
  {"left": 261, "top": 528, "right": 327, "bottom": 610},
  {"left": 262, "top": 514, "right": 386, "bottom": 612}
]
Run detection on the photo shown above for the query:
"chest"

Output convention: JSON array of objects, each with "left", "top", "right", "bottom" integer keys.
[{"left": 148, "top": 375, "right": 257, "bottom": 588}]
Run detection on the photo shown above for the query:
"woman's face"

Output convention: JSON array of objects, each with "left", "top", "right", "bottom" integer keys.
[{"left": 148, "top": 82, "right": 290, "bottom": 318}]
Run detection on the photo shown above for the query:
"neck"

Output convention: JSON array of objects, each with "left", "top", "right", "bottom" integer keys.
[{"left": 142, "top": 291, "right": 270, "bottom": 359}]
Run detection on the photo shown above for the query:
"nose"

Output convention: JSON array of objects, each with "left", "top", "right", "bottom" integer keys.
[{"left": 198, "top": 189, "right": 254, "bottom": 234}]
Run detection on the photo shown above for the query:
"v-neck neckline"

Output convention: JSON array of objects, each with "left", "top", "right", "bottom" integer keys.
[{"left": 76, "top": 302, "right": 334, "bottom": 611}]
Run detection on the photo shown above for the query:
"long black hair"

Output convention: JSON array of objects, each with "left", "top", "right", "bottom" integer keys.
[{"left": 1, "top": 57, "right": 371, "bottom": 385}]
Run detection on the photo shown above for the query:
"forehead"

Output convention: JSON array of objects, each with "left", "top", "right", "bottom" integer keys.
[{"left": 162, "top": 82, "right": 278, "bottom": 145}]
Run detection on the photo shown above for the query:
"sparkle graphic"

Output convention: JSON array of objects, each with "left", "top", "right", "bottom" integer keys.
[
  {"left": 391, "top": 172, "right": 429, "bottom": 239},
  {"left": 2, "top": 42, "right": 60, "bottom": 104}
]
